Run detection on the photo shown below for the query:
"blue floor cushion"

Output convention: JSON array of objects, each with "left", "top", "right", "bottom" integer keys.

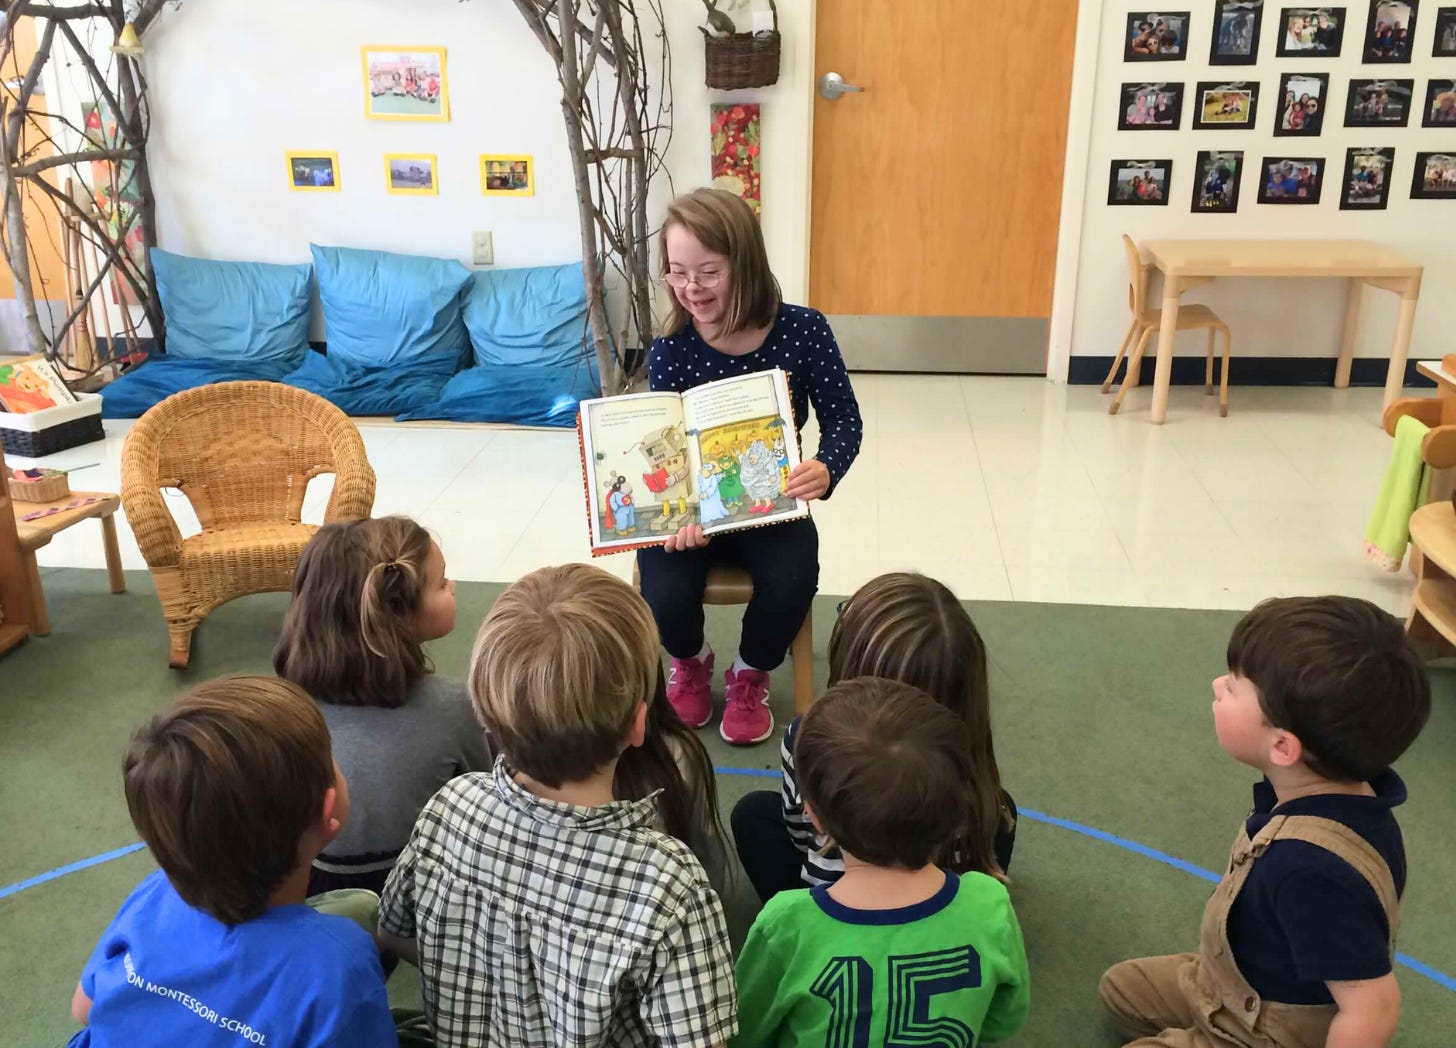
[
  {"left": 100, "top": 356, "right": 293, "bottom": 419},
  {"left": 283, "top": 350, "right": 456, "bottom": 417},
  {"left": 395, "top": 359, "right": 600, "bottom": 427}
]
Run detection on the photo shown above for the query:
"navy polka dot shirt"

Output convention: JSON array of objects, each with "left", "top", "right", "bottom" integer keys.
[{"left": 648, "top": 303, "right": 863, "bottom": 498}]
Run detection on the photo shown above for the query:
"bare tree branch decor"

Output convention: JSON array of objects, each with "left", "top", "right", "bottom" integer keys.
[
  {"left": 0, "top": 0, "right": 167, "bottom": 380},
  {"left": 498, "top": 0, "right": 672, "bottom": 394}
]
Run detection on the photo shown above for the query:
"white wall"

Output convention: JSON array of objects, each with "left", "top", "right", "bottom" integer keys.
[
  {"left": 1066, "top": 0, "right": 1456, "bottom": 366},
  {"left": 45, "top": 0, "right": 815, "bottom": 338}
]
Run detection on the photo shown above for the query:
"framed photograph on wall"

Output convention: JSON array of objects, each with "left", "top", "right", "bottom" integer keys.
[
  {"left": 1193, "top": 81, "right": 1261, "bottom": 128},
  {"left": 1422, "top": 79, "right": 1456, "bottom": 125},
  {"left": 285, "top": 151, "right": 340, "bottom": 192},
  {"left": 1108, "top": 159, "right": 1173, "bottom": 204},
  {"left": 481, "top": 155, "right": 535, "bottom": 196},
  {"left": 361, "top": 46, "right": 449, "bottom": 121},
  {"left": 1119, "top": 82, "right": 1186, "bottom": 129},
  {"left": 1344, "top": 78, "right": 1414, "bottom": 125},
  {"left": 1276, "top": 6, "right": 1348, "bottom": 54},
  {"left": 1340, "top": 147, "right": 1396, "bottom": 208},
  {"left": 1125, "top": 12, "right": 1191, "bottom": 60},
  {"left": 1362, "top": 0, "right": 1418, "bottom": 62},
  {"left": 1258, "top": 156, "right": 1326, "bottom": 202},
  {"left": 1411, "top": 151, "right": 1456, "bottom": 196},
  {"left": 384, "top": 154, "right": 438, "bottom": 195},
  {"left": 1192, "top": 150, "right": 1246, "bottom": 211},
  {"left": 1275, "top": 72, "right": 1331, "bottom": 135},
  {"left": 1435, "top": 7, "right": 1456, "bottom": 53},
  {"left": 1212, "top": 0, "right": 1266, "bottom": 63}
]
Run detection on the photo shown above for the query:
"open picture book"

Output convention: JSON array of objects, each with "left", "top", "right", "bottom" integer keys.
[{"left": 577, "top": 367, "right": 809, "bottom": 555}]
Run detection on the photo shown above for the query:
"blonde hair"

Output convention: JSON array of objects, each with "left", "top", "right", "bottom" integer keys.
[
  {"left": 470, "top": 564, "right": 659, "bottom": 787},
  {"left": 273, "top": 517, "right": 434, "bottom": 707},
  {"left": 829, "top": 573, "right": 1010, "bottom": 881},
  {"left": 659, "top": 187, "right": 780, "bottom": 338}
]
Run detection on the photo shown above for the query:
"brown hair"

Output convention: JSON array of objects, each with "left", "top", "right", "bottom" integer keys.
[
  {"left": 659, "top": 187, "right": 781, "bottom": 338},
  {"left": 797, "top": 678, "right": 975, "bottom": 869},
  {"left": 273, "top": 516, "right": 433, "bottom": 707},
  {"left": 615, "top": 664, "right": 727, "bottom": 858},
  {"left": 123, "top": 676, "right": 333, "bottom": 926},
  {"left": 469, "top": 564, "right": 658, "bottom": 788},
  {"left": 1227, "top": 596, "right": 1430, "bottom": 781},
  {"left": 828, "top": 572, "right": 1009, "bottom": 879}
]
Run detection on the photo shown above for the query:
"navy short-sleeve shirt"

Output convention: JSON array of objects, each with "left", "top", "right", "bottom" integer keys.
[
  {"left": 1227, "top": 770, "right": 1407, "bottom": 1004},
  {"left": 647, "top": 303, "right": 862, "bottom": 497}
]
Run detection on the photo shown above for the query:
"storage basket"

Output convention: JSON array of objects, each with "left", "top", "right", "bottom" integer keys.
[
  {"left": 0, "top": 391, "right": 104, "bottom": 458},
  {"left": 703, "top": 0, "right": 780, "bottom": 90},
  {"left": 8, "top": 468, "right": 69, "bottom": 502}
]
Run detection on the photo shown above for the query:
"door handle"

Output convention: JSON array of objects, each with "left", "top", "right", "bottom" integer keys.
[{"left": 817, "top": 72, "right": 864, "bottom": 101}]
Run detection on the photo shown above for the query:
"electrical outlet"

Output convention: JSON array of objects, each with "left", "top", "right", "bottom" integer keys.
[{"left": 471, "top": 231, "right": 494, "bottom": 266}]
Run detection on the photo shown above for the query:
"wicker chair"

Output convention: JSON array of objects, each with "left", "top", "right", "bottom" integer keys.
[{"left": 121, "top": 381, "right": 375, "bottom": 667}]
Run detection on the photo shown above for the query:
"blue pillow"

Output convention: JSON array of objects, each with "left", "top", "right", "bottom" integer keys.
[
  {"left": 101, "top": 356, "right": 293, "bottom": 419},
  {"left": 310, "top": 244, "right": 471, "bottom": 372},
  {"left": 396, "top": 360, "right": 600, "bottom": 427},
  {"left": 151, "top": 248, "right": 311, "bottom": 367},
  {"left": 282, "top": 350, "right": 453, "bottom": 417},
  {"left": 462, "top": 262, "right": 589, "bottom": 368}
]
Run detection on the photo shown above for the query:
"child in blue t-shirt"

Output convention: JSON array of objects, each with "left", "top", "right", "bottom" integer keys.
[{"left": 67, "top": 677, "right": 396, "bottom": 1048}]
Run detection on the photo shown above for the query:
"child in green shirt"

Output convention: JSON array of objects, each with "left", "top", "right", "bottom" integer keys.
[{"left": 731, "top": 678, "right": 1030, "bottom": 1047}]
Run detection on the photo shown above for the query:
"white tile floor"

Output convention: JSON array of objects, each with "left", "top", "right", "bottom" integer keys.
[{"left": 21, "top": 375, "right": 1416, "bottom": 614}]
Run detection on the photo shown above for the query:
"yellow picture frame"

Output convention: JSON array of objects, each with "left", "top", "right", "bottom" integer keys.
[
  {"left": 285, "top": 151, "right": 340, "bottom": 192},
  {"left": 384, "top": 154, "right": 438, "bottom": 196},
  {"left": 480, "top": 154, "right": 535, "bottom": 196},
  {"left": 361, "top": 46, "right": 449, "bottom": 122}
]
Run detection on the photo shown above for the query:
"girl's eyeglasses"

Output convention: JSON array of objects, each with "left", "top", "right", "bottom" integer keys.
[{"left": 663, "top": 271, "right": 725, "bottom": 290}]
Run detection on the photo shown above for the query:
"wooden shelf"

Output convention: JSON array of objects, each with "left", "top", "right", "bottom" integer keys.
[
  {"left": 1412, "top": 578, "right": 1456, "bottom": 648},
  {"left": 0, "top": 623, "right": 27, "bottom": 656}
]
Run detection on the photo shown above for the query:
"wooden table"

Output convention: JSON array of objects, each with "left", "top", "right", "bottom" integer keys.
[
  {"left": 0, "top": 457, "right": 32, "bottom": 654},
  {"left": 12, "top": 490, "right": 124, "bottom": 636},
  {"left": 1416, "top": 359, "right": 1456, "bottom": 395},
  {"left": 1141, "top": 240, "right": 1423, "bottom": 424}
]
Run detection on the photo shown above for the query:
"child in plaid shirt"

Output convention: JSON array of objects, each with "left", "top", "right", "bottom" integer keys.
[{"left": 379, "top": 564, "right": 737, "bottom": 1048}]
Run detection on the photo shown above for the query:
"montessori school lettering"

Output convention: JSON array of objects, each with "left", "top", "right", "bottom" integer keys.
[{"left": 122, "top": 953, "right": 269, "bottom": 1045}]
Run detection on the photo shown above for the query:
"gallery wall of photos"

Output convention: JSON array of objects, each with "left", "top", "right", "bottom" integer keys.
[
  {"left": 1110, "top": 0, "right": 1456, "bottom": 212},
  {"left": 282, "top": 46, "right": 536, "bottom": 199}
]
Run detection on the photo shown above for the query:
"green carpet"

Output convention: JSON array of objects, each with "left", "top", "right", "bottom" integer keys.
[{"left": 3, "top": 569, "right": 1454, "bottom": 1047}]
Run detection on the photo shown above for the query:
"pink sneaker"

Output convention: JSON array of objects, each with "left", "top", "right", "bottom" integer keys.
[
  {"left": 721, "top": 666, "right": 774, "bottom": 745},
  {"left": 667, "top": 650, "right": 714, "bottom": 728}
]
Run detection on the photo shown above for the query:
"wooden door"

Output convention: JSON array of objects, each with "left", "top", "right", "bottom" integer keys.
[{"left": 810, "top": 0, "right": 1078, "bottom": 372}]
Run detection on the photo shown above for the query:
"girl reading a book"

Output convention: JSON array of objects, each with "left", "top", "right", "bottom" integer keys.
[{"left": 638, "top": 187, "right": 862, "bottom": 746}]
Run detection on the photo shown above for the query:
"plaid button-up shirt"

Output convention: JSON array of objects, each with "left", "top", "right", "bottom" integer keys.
[{"left": 380, "top": 758, "right": 737, "bottom": 1048}]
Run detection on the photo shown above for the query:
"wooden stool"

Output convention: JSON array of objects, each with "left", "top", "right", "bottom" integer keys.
[
  {"left": 12, "top": 491, "right": 125, "bottom": 637},
  {"left": 632, "top": 562, "right": 816, "bottom": 715}
]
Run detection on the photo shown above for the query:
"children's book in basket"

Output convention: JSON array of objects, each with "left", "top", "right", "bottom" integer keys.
[{"left": 577, "top": 367, "right": 809, "bottom": 555}]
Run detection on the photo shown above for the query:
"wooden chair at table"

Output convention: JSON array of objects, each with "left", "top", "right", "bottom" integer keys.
[
  {"left": 1103, "top": 234, "right": 1233, "bottom": 417},
  {"left": 632, "top": 561, "right": 816, "bottom": 716}
]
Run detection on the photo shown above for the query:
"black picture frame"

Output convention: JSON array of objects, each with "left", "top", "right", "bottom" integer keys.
[
  {"left": 1192, "top": 150, "right": 1246, "bottom": 212},
  {"left": 1125, "top": 11, "right": 1191, "bottom": 60},
  {"left": 1118, "top": 82, "right": 1186, "bottom": 130},
  {"left": 1344, "top": 78, "right": 1415, "bottom": 125},
  {"left": 1421, "top": 79, "right": 1456, "bottom": 126},
  {"left": 1275, "top": 6, "right": 1348, "bottom": 55},
  {"left": 1340, "top": 147, "right": 1396, "bottom": 208},
  {"left": 1362, "top": 0, "right": 1418, "bottom": 62},
  {"left": 1193, "top": 81, "right": 1261, "bottom": 128},
  {"left": 1435, "top": 7, "right": 1456, "bottom": 54},
  {"left": 1274, "top": 72, "right": 1332, "bottom": 135},
  {"left": 1410, "top": 151, "right": 1456, "bottom": 197},
  {"left": 1212, "top": 0, "right": 1266, "bottom": 63},
  {"left": 1108, "top": 159, "right": 1173, "bottom": 205},
  {"left": 1258, "top": 155, "right": 1326, "bottom": 203}
]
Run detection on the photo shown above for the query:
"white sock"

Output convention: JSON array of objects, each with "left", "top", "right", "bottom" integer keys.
[{"left": 730, "top": 654, "right": 760, "bottom": 674}]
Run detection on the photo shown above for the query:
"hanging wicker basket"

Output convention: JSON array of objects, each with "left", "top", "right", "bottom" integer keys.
[{"left": 703, "top": 0, "right": 780, "bottom": 90}]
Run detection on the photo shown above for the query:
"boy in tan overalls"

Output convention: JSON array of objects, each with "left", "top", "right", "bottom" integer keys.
[{"left": 1100, "top": 596, "right": 1430, "bottom": 1048}]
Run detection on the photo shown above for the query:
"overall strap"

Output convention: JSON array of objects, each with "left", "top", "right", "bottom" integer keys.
[{"left": 1260, "top": 814, "right": 1401, "bottom": 952}]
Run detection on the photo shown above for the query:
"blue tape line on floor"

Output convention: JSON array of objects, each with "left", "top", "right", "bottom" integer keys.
[
  {"left": 0, "top": 842, "right": 145, "bottom": 901},
  {"left": 5, "top": 775, "right": 1454, "bottom": 998}
]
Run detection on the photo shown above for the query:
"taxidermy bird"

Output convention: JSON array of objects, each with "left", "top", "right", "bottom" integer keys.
[{"left": 701, "top": 0, "right": 737, "bottom": 37}]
